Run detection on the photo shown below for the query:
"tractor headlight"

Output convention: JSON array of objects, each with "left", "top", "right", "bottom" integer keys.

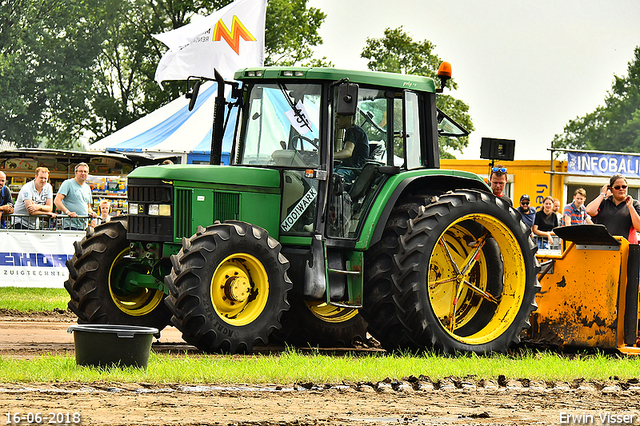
[
  {"left": 129, "top": 203, "right": 139, "bottom": 215},
  {"left": 148, "top": 204, "right": 171, "bottom": 216}
]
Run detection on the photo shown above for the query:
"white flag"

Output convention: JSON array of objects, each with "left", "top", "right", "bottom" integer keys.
[{"left": 153, "top": 0, "right": 267, "bottom": 83}]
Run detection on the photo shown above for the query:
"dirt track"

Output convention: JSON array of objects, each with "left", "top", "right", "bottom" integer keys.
[{"left": 2, "top": 311, "right": 640, "bottom": 425}]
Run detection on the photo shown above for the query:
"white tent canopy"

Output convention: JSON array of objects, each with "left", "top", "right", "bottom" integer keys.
[{"left": 88, "top": 82, "right": 232, "bottom": 164}]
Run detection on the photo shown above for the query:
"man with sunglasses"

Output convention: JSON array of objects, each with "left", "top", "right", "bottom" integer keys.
[
  {"left": 516, "top": 194, "right": 536, "bottom": 228},
  {"left": 586, "top": 174, "right": 640, "bottom": 239},
  {"left": 489, "top": 165, "right": 512, "bottom": 207}
]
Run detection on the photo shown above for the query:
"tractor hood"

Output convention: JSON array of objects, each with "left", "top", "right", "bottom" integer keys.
[{"left": 128, "top": 164, "right": 281, "bottom": 189}]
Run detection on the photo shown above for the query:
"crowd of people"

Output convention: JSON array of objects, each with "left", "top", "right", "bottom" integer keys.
[
  {"left": 489, "top": 165, "right": 640, "bottom": 248},
  {"left": 0, "top": 162, "right": 104, "bottom": 231}
]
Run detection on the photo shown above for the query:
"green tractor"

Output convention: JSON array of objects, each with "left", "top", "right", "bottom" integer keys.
[{"left": 65, "top": 65, "right": 540, "bottom": 354}]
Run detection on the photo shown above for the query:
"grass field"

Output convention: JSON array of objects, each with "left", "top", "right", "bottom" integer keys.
[
  {"left": 1, "top": 287, "right": 639, "bottom": 384},
  {"left": 1, "top": 349, "right": 639, "bottom": 384},
  {"left": 0, "top": 287, "right": 68, "bottom": 312}
]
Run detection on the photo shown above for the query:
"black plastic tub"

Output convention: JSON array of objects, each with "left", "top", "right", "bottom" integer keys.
[{"left": 67, "top": 324, "right": 159, "bottom": 368}]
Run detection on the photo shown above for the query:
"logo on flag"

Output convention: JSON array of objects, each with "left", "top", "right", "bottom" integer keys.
[
  {"left": 153, "top": 0, "right": 267, "bottom": 84},
  {"left": 213, "top": 15, "right": 257, "bottom": 55}
]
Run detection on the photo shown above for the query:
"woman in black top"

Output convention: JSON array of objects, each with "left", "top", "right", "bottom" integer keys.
[
  {"left": 585, "top": 174, "right": 640, "bottom": 239},
  {"left": 532, "top": 196, "right": 558, "bottom": 248}
]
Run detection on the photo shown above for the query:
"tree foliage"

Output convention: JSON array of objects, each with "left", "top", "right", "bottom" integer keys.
[
  {"left": 0, "top": 0, "right": 111, "bottom": 148},
  {"left": 0, "top": 0, "right": 327, "bottom": 149},
  {"left": 552, "top": 46, "right": 640, "bottom": 153},
  {"left": 361, "top": 27, "right": 474, "bottom": 158}
]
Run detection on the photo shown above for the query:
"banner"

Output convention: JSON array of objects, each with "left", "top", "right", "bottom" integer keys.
[
  {"left": 154, "top": 0, "right": 267, "bottom": 83},
  {"left": 0, "top": 230, "right": 84, "bottom": 288},
  {"left": 568, "top": 152, "right": 640, "bottom": 178}
]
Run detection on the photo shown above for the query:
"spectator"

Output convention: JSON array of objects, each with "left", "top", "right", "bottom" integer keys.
[
  {"left": 532, "top": 196, "right": 558, "bottom": 249},
  {"left": 54, "top": 162, "right": 97, "bottom": 230},
  {"left": 552, "top": 198, "right": 563, "bottom": 222},
  {"left": 562, "top": 188, "right": 592, "bottom": 226},
  {"left": 585, "top": 174, "right": 640, "bottom": 239},
  {"left": 0, "top": 171, "right": 14, "bottom": 228},
  {"left": 516, "top": 194, "right": 536, "bottom": 229},
  {"left": 12, "top": 167, "right": 56, "bottom": 229},
  {"left": 489, "top": 165, "right": 512, "bottom": 207},
  {"left": 92, "top": 199, "right": 112, "bottom": 227}
]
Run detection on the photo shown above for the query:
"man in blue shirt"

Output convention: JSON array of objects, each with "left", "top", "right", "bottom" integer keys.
[
  {"left": 516, "top": 194, "right": 536, "bottom": 229},
  {"left": 54, "top": 162, "right": 97, "bottom": 230}
]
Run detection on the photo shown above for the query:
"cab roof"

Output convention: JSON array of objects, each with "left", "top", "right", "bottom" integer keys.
[{"left": 234, "top": 67, "right": 437, "bottom": 93}]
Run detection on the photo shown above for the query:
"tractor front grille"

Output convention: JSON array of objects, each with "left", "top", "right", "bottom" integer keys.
[
  {"left": 213, "top": 191, "right": 240, "bottom": 222},
  {"left": 174, "top": 188, "right": 192, "bottom": 239},
  {"left": 127, "top": 178, "right": 174, "bottom": 242}
]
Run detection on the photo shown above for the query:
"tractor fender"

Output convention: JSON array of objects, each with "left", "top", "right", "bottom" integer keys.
[{"left": 358, "top": 172, "right": 490, "bottom": 250}]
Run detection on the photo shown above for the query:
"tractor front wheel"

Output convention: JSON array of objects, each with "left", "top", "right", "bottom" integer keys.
[
  {"left": 165, "top": 221, "right": 292, "bottom": 354},
  {"left": 273, "top": 293, "right": 367, "bottom": 347},
  {"left": 65, "top": 218, "right": 172, "bottom": 329}
]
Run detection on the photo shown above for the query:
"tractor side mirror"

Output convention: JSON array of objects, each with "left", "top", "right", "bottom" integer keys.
[
  {"left": 336, "top": 82, "right": 359, "bottom": 115},
  {"left": 187, "top": 80, "right": 202, "bottom": 111}
]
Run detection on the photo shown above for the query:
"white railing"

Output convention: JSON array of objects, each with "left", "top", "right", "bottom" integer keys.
[
  {"left": 3, "top": 214, "right": 110, "bottom": 231},
  {"left": 533, "top": 235, "right": 562, "bottom": 254}
]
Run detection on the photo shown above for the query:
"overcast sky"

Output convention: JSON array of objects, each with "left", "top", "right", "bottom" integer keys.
[{"left": 307, "top": 0, "right": 640, "bottom": 160}]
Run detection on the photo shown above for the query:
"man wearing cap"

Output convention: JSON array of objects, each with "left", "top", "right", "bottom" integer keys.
[
  {"left": 489, "top": 165, "right": 512, "bottom": 207},
  {"left": 563, "top": 188, "right": 592, "bottom": 226},
  {"left": 517, "top": 194, "right": 536, "bottom": 228}
]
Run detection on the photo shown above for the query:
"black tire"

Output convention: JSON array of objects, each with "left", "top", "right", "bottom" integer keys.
[
  {"left": 393, "top": 190, "right": 540, "bottom": 354},
  {"left": 65, "top": 217, "right": 172, "bottom": 329},
  {"left": 361, "top": 196, "right": 434, "bottom": 351},
  {"left": 165, "top": 221, "right": 292, "bottom": 354},
  {"left": 272, "top": 293, "right": 367, "bottom": 347}
]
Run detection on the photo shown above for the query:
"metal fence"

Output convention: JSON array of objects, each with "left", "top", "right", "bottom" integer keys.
[
  {"left": 2, "top": 214, "right": 110, "bottom": 231},
  {"left": 533, "top": 235, "right": 562, "bottom": 254}
]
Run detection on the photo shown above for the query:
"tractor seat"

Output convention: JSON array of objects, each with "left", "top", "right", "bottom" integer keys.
[{"left": 349, "top": 162, "right": 380, "bottom": 201}]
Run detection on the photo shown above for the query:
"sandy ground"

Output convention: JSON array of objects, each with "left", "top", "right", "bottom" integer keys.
[{"left": 1, "top": 311, "right": 640, "bottom": 425}]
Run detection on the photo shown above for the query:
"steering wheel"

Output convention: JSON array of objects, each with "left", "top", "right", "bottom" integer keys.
[{"left": 288, "top": 134, "right": 319, "bottom": 151}]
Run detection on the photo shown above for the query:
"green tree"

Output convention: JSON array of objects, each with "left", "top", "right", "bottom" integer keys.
[
  {"left": 552, "top": 46, "right": 640, "bottom": 153},
  {"left": 361, "top": 27, "right": 474, "bottom": 158},
  {"left": 0, "top": 0, "right": 110, "bottom": 148}
]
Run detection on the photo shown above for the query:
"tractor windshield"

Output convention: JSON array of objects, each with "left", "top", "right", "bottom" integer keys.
[{"left": 237, "top": 83, "right": 321, "bottom": 168}]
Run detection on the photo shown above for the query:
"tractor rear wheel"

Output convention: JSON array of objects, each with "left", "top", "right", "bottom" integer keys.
[
  {"left": 65, "top": 217, "right": 172, "bottom": 329},
  {"left": 273, "top": 293, "right": 367, "bottom": 347},
  {"left": 393, "top": 190, "right": 539, "bottom": 354},
  {"left": 362, "top": 196, "right": 432, "bottom": 351},
  {"left": 165, "top": 221, "right": 292, "bottom": 354}
]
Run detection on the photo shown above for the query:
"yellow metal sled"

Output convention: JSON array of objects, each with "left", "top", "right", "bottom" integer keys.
[{"left": 533, "top": 224, "right": 640, "bottom": 355}]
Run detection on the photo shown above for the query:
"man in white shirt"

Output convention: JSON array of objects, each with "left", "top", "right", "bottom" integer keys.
[{"left": 13, "top": 167, "right": 56, "bottom": 229}]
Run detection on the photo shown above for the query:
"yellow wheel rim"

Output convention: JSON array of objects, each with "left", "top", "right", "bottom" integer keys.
[
  {"left": 305, "top": 301, "right": 359, "bottom": 323},
  {"left": 428, "top": 214, "right": 526, "bottom": 345},
  {"left": 210, "top": 253, "right": 269, "bottom": 326},
  {"left": 108, "top": 248, "right": 165, "bottom": 316}
]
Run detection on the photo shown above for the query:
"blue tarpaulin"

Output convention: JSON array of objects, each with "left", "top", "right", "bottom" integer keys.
[{"left": 89, "top": 82, "right": 233, "bottom": 164}]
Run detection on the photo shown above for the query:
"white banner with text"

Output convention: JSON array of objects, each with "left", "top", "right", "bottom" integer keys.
[{"left": 0, "top": 230, "right": 84, "bottom": 288}]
